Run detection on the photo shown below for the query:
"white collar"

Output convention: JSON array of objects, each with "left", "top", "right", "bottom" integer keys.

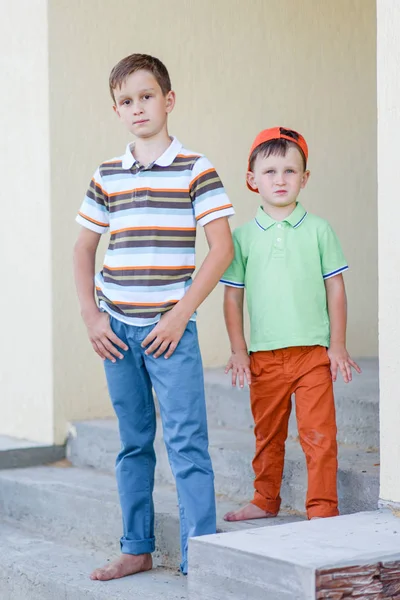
[{"left": 121, "top": 136, "right": 183, "bottom": 169}]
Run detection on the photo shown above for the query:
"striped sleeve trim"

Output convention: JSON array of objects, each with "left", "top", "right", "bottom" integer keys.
[
  {"left": 78, "top": 211, "right": 108, "bottom": 227},
  {"left": 220, "top": 278, "right": 245, "bottom": 288},
  {"left": 198, "top": 205, "right": 235, "bottom": 227},
  {"left": 76, "top": 212, "right": 109, "bottom": 234},
  {"left": 323, "top": 265, "right": 349, "bottom": 280},
  {"left": 196, "top": 203, "right": 233, "bottom": 222}
]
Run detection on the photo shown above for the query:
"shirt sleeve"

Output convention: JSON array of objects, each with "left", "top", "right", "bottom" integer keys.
[
  {"left": 319, "top": 223, "right": 349, "bottom": 279},
  {"left": 75, "top": 167, "right": 110, "bottom": 234},
  {"left": 190, "top": 156, "right": 235, "bottom": 226},
  {"left": 220, "top": 230, "right": 245, "bottom": 288}
]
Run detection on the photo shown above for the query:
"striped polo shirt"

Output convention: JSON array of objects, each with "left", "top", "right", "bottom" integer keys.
[{"left": 76, "top": 137, "right": 234, "bottom": 326}]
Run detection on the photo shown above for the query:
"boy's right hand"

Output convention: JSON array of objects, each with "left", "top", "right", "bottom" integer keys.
[
  {"left": 84, "top": 311, "right": 128, "bottom": 363},
  {"left": 225, "top": 350, "right": 252, "bottom": 388}
]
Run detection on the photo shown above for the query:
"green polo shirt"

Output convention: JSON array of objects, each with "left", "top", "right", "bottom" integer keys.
[{"left": 221, "top": 203, "right": 348, "bottom": 352}]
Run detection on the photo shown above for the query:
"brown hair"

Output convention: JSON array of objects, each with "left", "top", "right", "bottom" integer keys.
[
  {"left": 249, "top": 128, "right": 307, "bottom": 172},
  {"left": 109, "top": 53, "right": 171, "bottom": 103}
]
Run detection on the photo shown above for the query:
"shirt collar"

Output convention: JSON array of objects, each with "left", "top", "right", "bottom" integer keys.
[
  {"left": 121, "top": 136, "right": 183, "bottom": 170},
  {"left": 255, "top": 202, "right": 308, "bottom": 231}
]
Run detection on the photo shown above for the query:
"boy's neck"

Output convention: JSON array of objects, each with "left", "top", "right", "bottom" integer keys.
[
  {"left": 132, "top": 130, "right": 172, "bottom": 167},
  {"left": 261, "top": 200, "right": 297, "bottom": 222}
]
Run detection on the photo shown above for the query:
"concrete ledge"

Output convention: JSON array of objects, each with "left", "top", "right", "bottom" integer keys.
[
  {"left": 188, "top": 510, "right": 400, "bottom": 600},
  {"left": 0, "top": 522, "right": 187, "bottom": 600},
  {"left": 379, "top": 498, "right": 400, "bottom": 512},
  {"left": 0, "top": 435, "right": 65, "bottom": 469},
  {"left": 0, "top": 466, "right": 302, "bottom": 569}
]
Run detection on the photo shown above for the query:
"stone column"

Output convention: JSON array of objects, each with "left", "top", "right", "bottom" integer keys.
[
  {"left": 0, "top": 0, "right": 55, "bottom": 444},
  {"left": 377, "top": 0, "right": 400, "bottom": 505}
]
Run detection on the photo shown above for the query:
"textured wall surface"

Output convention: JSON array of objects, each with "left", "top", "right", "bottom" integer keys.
[{"left": 316, "top": 561, "right": 400, "bottom": 598}]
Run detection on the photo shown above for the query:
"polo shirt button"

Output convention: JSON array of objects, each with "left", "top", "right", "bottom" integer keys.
[
  {"left": 277, "top": 224, "right": 282, "bottom": 228},
  {"left": 277, "top": 238, "right": 282, "bottom": 242}
]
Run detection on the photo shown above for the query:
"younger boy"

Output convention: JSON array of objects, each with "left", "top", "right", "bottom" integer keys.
[
  {"left": 73, "top": 53, "right": 234, "bottom": 579},
  {"left": 221, "top": 127, "right": 360, "bottom": 522}
]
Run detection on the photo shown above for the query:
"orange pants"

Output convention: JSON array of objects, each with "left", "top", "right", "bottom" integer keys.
[{"left": 250, "top": 345, "right": 338, "bottom": 519}]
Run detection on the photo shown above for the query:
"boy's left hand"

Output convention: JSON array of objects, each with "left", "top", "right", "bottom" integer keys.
[
  {"left": 142, "top": 307, "right": 189, "bottom": 359},
  {"left": 327, "top": 343, "right": 362, "bottom": 383}
]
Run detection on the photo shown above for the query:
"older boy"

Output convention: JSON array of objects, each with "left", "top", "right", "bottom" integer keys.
[
  {"left": 221, "top": 127, "right": 360, "bottom": 522},
  {"left": 73, "top": 53, "right": 234, "bottom": 579}
]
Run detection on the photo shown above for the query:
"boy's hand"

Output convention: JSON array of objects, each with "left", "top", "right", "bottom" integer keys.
[
  {"left": 225, "top": 350, "right": 251, "bottom": 388},
  {"left": 327, "top": 343, "right": 361, "bottom": 383},
  {"left": 142, "top": 308, "right": 189, "bottom": 359},
  {"left": 84, "top": 311, "right": 128, "bottom": 362}
]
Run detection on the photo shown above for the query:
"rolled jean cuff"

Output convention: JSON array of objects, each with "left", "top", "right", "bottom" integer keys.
[
  {"left": 180, "top": 560, "right": 188, "bottom": 575},
  {"left": 120, "top": 536, "right": 155, "bottom": 555},
  {"left": 252, "top": 492, "right": 281, "bottom": 514}
]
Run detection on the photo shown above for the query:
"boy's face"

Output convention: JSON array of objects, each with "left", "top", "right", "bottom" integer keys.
[
  {"left": 247, "top": 146, "right": 310, "bottom": 210},
  {"left": 113, "top": 70, "right": 175, "bottom": 139}
]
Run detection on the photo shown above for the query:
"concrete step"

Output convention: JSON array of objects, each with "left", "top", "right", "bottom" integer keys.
[
  {"left": 0, "top": 521, "right": 187, "bottom": 600},
  {"left": 0, "top": 434, "right": 65, "bottom": 469},
  {"left": 188, "top": 510, "right": 400, "bottom": 600},
  {"left": 203, "top": 358, "right": 379, "bottom": 448},
  {"left": 0, "top": 464, "right": 303, "bottom": 571},
  {"left": 68, "top": 419, "right": 380, "bottom": 515}
]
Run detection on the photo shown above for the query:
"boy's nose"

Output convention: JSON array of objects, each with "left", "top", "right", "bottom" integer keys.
[{"left": 133, "top": 103, "right": 144, "bottom": 115}]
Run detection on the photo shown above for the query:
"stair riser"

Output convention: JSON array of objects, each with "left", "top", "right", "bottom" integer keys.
[
  {"left": 188, "top": 542, "right": 315, "bottom": 600},
  {"left": 155, "top": 439, "right": 379, "bottom": 514},
  {"left": 0, "top": 479, "right": 181, "bottom": 568},
  {"left": 204, "top": 384, "right": 379, "bottom": 448},
  {"left": 68, "top": 430, "right": 379, "bottom": 515}
]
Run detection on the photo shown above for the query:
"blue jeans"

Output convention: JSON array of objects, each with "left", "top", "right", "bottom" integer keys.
[{"left": 103, "top": 317, "right": 216, "bottom": 574}]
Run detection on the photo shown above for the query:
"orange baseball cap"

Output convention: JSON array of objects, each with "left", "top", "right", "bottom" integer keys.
[{"left": 247, "top": 127, "right": 308, "bottom": 192}]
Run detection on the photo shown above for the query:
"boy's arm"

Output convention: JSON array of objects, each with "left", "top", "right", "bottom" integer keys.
[
  {"left": 142, "top": 216, "right": 234, "bottom": 358},
  {"left": 73, "top": 227, "right": 128, "bottom": 362},
  {"left": 224, "top": 286, "right": 251, "bottom": 387},
  {"left": 325, "top": 274, "right": 361, "bottom": 383}
]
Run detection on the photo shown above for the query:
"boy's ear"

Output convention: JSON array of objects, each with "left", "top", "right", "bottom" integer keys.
[
  {"left": 301, "top": 169, "right": 311, "bottom": 189},
  {"left": 165, "top": 90, "right": 176, "bottom": 114},
  {"left": 113, "top": 104, "right": 121, "bottom": 118},
  {"left": 246, "top": 171, "right": 258, "bottom": 191}
]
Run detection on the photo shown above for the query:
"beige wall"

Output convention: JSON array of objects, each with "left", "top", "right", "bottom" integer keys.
[
  {"left": 377, "top": 0, "right": 400, "bottom": 504},
  {"left": 0, "top": 0, "right": 377, "bottom": 442},
  {"left": 0, "top": 0, "right": 55, "bottom": 443},
  {"left": 49, "top": 0, "right": 377, "bottom": 431},
  {"left": 50, "top": 0, "right": 377, "bottom": 434}
]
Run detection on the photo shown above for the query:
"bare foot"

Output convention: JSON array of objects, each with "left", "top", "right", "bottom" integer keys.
[
  {"left": 224, "top": 503, "right": 278, "bottom": 522},
  {"left": 90, "top": 553, "right": 152, "bottom": 581}
]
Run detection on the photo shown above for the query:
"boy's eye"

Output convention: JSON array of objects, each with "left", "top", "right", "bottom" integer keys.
[
  {"left": 286, "top": 169, "right": 295, "bottom": 174},
  {"left": 265, "top": 169, "right": 275, "bottom": 174},
  {"left": 122, "top": 99, "right": 131, "bottom": 106},
  {"left": 142, "top": 94, "right": 152, "bottom": 100}
]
